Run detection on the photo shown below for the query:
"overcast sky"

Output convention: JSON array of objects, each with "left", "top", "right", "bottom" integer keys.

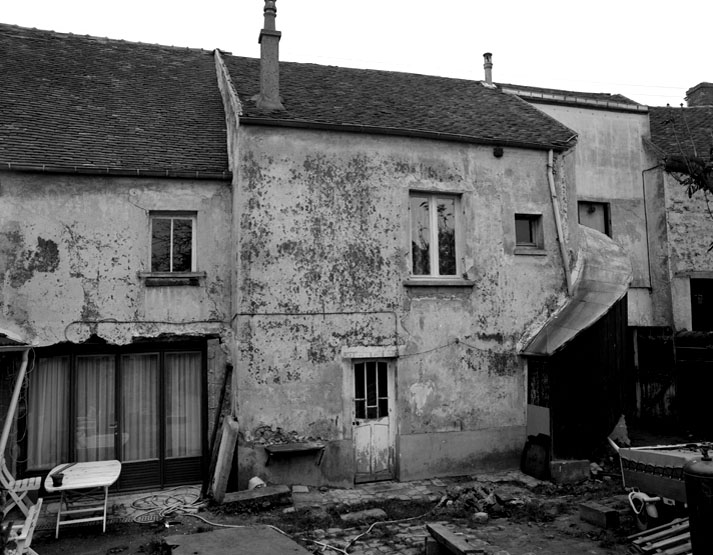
[{"left": 4, "top": 0, "right": 710, "bottom": 106}]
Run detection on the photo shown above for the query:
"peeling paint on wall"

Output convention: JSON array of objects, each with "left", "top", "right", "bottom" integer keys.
[
  {"left": 234, "top": 127, "right": 572, "bottom": 480},
  {"left": 0, "top": 227, "right": 60, "bottom": 288},
  {"left": 0, "top": 174, "right": 232, "bottom": 346}
]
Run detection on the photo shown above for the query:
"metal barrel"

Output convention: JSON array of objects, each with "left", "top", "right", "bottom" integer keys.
[{"left": 684, "top": 449, "right": 713, "bottom": 554}]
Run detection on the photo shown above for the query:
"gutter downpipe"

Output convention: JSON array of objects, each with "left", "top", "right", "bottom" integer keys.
[
  {"left": 0, "top": 347, "right": 30, "bottom": 458},
  {"left": 547, "top": 149, "right": 573, "bottom": 296}
]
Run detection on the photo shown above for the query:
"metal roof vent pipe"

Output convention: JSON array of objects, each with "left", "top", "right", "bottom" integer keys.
[
  {"left": 482, "top": 52, "right": 496, "bottom": 89},
  {"left": 253, "top": 0, "right": 285, "bottom": 112}
]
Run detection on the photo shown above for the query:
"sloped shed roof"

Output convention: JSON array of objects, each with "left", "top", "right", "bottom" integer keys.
[
  {"left": 0, "top": 24, "right": 230, "bottom": 177},
  {"left": 223, "top": 55, "right": 577, "bottom": 151},
  {"left": 522, "top": 226, "right": 632, "bottom": 356}
]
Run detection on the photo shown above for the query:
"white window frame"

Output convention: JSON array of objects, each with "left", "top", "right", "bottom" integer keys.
[
  {"left": 409, "top": 192, "right": 462, "bottom": 278},
  {"left": 149, "top": 212, "right": 197, "bottom": 273}
]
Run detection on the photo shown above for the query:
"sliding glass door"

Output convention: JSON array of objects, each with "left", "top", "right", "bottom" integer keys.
[
  {"left": 75, "top": 355, "right": 116, "bottom": 462},
  {"left": 26, "top": 344, "right": 205, "bottom": 490},
  {"left": 119, "top": 353, "right": 160, "bottom": 488}
]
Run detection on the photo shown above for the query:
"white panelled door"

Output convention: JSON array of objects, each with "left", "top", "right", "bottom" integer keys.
[{"left": 352, "top": 360, "right": 395, "bottom": 483}]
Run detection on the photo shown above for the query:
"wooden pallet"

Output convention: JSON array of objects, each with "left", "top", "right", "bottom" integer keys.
[{"left": 628, "top": 517, "right": 692, "bottom": 554}]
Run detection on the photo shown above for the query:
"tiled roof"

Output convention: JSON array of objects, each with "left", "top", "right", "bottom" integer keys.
[
  {"left": 499, "top": 83, "right": 644, "bottom": 112},
  {"left": 649, "top": 106, "right": 713, "bottom": 159},
  {"left": 0, "top": 24, "right": 229, "bottom": 177},
  {"left": 0, "top": 23, "right": 577, "bottom": 177},
  {"left": 223, "top": 56, "right": 577, "bottom": 150}
]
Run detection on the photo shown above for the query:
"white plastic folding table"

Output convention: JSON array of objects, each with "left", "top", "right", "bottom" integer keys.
[{"left": 44, "top": 459, "right": 122, "bottom": 538}]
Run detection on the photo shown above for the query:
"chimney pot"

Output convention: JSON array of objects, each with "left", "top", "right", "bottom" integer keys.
[{"left": 483, "top": 52, "right": 493, "bottom": 87}]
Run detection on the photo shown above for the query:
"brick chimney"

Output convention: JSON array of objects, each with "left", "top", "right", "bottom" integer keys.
[
  {"left": 685, "top": 82, "right": 713, "bottom": 107},
  {"left": 253, "top": 0, "right": 284, "bottom": 112}
]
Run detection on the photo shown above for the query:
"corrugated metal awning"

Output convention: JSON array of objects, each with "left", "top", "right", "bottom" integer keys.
[{"left": 521, "top": 225, "right": 632, "bottom": 356}]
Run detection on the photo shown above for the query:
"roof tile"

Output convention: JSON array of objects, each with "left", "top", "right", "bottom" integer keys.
[
  {"left": 0, "top": 24, "right": 229, "bottom": 175},
  {"left": 1, "top": 23, "right": 577, "bottom": 177},
  {"left": 649, "top": 106, "right": 713, "bottom": 159},
  {"left": 223, "top": 56, "right": 577, "bottom": 150}
]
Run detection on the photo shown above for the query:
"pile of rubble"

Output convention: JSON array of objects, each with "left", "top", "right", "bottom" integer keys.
[
  {"left": 441, "top": 479, "right": 548, "bottom": 525},
  {"left": 250, "top": 425, "right": 321, "bottom": 445}
]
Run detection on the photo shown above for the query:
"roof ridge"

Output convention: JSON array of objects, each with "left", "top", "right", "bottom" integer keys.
[
  {"left": 224, "top": 52, "right": 508, "bottom": 84},
  {"left": 0, "top": 21, "right": 219, "bottom": 55}
]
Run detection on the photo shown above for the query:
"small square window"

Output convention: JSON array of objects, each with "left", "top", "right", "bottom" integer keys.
[
  {"left": 410, "top": 193, "right": 461, "bottom": 277},
  {"left": 150, "top": 212, "right": 196, "bottom": 273},
  {"left": 515, "top": 213, "right": 543, "bottom": 251},
  {"left": 578, "top": 201, "right": 610, "bottom": 237}
]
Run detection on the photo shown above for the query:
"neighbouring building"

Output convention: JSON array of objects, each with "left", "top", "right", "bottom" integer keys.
[
  {"left": 645, "top": 86, "right": 713, "bottom": 435},
  {"left": 0, "top": 2, "right": 634, "bottom": 492},
  {"left": 492, "top": 79, "right": 662, "bottom": 452},
  {"left": 502, "top": 70, "right": 713, "bottom": 437}
]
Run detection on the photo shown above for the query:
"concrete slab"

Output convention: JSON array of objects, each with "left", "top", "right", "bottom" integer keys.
[
  {"left": 579, "top": 501, "right": 619, "bottom": 529},
  {"left": 166, "top": 526, "right": 312, "bottom": 554},
  {"left": 340, "top": 507, "right": 388, "bottom": 523},
  {"left": 221, "top": 485, "right": 291, "bottom": 511}
]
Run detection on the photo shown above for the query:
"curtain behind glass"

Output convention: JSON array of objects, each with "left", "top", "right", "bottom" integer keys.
[
  {"left": 121, "top": 353, "right": 159, "bottom": 462},
  {"left": 165, "top": 352, "right": 201, "bottom": 458},
  {"left": 27, "top": 356, "right": 69, "bottom": 469},
  {"left": 75, "top": 355, "right": 115, "bottom": 462},
  {"left": 410, "top": 195, "right": 431, "bottom": 275}
]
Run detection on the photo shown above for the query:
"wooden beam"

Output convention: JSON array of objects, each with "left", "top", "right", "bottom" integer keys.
[
  {"left": 203, "top": 363, "right": 233, "bottom": 497},
  {"left": 426, "top": 523, "right": 485, "bottom": 554},
  {"left": 0, "top": 349, "right": 29, "bottom": 458},
  {"left": 209, "top": 416, "right": 239, "bottom": 503}
]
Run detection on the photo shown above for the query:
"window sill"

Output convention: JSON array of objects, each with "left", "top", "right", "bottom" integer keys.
[
  {"left": 403, "top": 277, "right": 475, "bottom": 287},
  {"left": 139, "top": 271, "right": 206, "bottom": 287},
  {"left": 514, "top": 247, "right": 547, "bottom": 256}
]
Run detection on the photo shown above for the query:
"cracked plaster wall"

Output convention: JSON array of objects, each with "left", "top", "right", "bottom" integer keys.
[
  {"left": 531, "top": 103, "right": 671, "bottom": 326},
  {"left": 664, "top": 171, "right": 713, "bottom": 331},
  {"left": 0, "top": 173, "right": 232, "bottom": 346},
  {"left": 234, "top": 126, "right": 576, "bottom": 477}
]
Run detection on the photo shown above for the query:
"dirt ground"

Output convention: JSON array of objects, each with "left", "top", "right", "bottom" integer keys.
[{"left": 27, "top": 474, "right": 646, "bottom": 555}]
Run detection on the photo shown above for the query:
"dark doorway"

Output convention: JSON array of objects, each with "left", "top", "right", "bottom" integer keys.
[{"left": 691, "top": 279, "right": 713, "bottom": 331}]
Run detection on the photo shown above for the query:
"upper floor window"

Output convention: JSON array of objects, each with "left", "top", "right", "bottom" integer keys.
[
  {"left": 578, "top": 201, "right": 610, "bottom": 237},
  {"left": 410, "top": 193, "right": 460, "bottom": 277},
  {"left": 515, "top": 213, "right": 544, "bottom": 251},
  {"left": 150, "top": 212, "right": 196, "bottom": 273}
]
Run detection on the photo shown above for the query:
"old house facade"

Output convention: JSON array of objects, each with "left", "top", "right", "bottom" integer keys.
[
  {"left": 1, "top": 5, "right": 632, "bottom": 491},
  {"left": 0, "top": 26, "right": 234, "bottom": 490}
]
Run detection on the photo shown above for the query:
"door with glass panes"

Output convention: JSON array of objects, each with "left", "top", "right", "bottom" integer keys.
[
  {"left": 26, "top": 347, "right": 204, "bottom": 489},
  {"left": 352, "top": 360, "right": 395, "bottom": 483}
]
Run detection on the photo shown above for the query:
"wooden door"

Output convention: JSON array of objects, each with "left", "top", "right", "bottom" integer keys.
[{"left": 352, "top": 360, "right": 394, "bottom": 483}]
